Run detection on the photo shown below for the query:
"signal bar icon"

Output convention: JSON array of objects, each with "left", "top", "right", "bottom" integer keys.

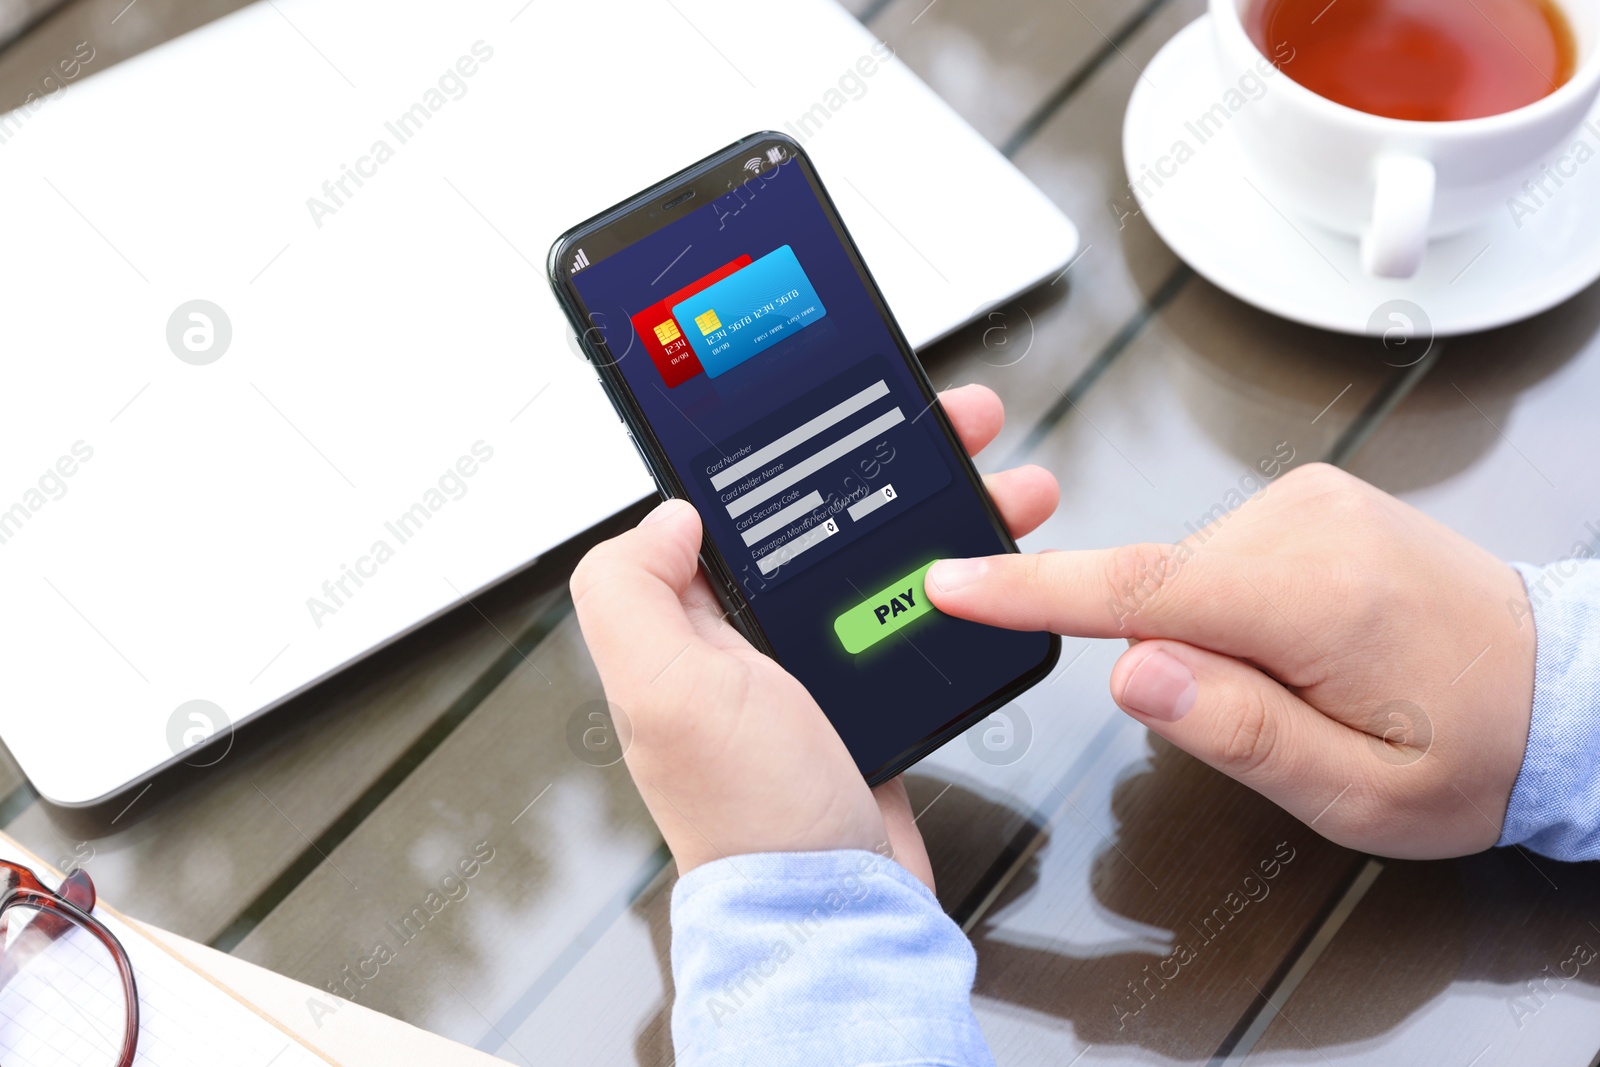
[
  {"left": 570, "top": 248, "right": 590, "bottom": 273},
  {"left": 766, "top": 146, "right": 785, "bottom": 164}
]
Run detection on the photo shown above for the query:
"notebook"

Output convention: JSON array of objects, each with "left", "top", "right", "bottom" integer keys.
[{"left": 0, "top": 834, "right": 334, "bottom": 1066}]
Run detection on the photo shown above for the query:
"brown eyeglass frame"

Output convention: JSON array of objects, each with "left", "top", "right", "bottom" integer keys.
[{"left": 0, "top": 860, "right": 139, "bottom": 1067}]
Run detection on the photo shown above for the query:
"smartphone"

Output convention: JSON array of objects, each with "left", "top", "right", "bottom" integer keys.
[{"left": 548, "top": 132, "right": 1058, "bottom": 784}]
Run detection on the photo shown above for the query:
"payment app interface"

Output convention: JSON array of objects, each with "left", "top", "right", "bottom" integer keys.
[{"left": 571, "top": 157, "right": 1052, "bottom": 774}]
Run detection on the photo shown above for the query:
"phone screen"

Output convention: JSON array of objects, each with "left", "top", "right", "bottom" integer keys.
[{"left": 560, "top": 140, "right": 1055, "bottom": 779}]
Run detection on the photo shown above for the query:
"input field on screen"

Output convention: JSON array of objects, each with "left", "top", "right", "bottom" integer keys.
[
  {"left": 755, "top": 518, "right": 838, "bottom": 576},
  {"left": 847, "top": 484, "right": 896, "bottom": 522},
  {"left": 710, "top": 380, "right": 890, "bottom": 492},
  {"left": 741, "top": 490, "right": 826, "bottom": 547},
  {"left": 724, "top": 407, "right": 906, "bottom": 520}
]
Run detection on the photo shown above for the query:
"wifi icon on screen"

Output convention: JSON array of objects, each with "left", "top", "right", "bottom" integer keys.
[{"left": 743, "top": 157, "right": 764, "bottom": 174}]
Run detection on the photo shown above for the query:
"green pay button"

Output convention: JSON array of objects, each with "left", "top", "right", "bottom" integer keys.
[{"left": 834, "top": 561, "right": 938, "bottom": 654}]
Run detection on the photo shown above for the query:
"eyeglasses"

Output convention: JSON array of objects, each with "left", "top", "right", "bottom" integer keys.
[{"left": 0, "top": 861, "right": 139, "bottom": 1067}]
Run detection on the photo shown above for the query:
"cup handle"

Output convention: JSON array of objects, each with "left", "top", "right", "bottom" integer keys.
[{"left": 1360, "top": 154, "right": 1436, "bottom": 279}]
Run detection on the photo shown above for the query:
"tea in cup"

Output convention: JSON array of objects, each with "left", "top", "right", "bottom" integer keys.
[{"left": 1211, "top": 0, "right": 1600, "bottom": 276}]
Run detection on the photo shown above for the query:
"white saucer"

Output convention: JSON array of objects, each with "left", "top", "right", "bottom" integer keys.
[{"left": 1124, "top": 17, "right": 1600, "bottom": 337}]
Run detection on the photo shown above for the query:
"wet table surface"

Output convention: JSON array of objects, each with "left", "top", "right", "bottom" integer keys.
[{"left": 3, "top": 1, "right": 1598, "bottom": 1064}]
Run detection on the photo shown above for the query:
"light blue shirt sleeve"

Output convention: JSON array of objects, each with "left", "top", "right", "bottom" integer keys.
[
  {"left": 1498, "top": 559, "right": 1600, "bottom": 862},
  {"left": 669, "top": 849, "right": 994, "bottom": 1067},
  {"left": 664, "top": 558, "right": 1600, "bottom": 1061}
]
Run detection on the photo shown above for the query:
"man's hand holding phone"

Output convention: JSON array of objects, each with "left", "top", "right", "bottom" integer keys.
[{"left": 571, "top": 386, "right": 1058, "bottom": 887}]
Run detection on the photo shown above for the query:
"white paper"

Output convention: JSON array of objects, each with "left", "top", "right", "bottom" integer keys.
[{"left": 0, "top": 842, "right": 329, "bottom": 1067}]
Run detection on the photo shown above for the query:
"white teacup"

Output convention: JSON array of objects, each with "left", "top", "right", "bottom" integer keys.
[{"left": 1211, "top": 0, "right": 1600, "bottom": 278}]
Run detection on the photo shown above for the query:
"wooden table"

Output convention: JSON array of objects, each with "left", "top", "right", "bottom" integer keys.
[{"left": 5, "top": 1, "right": 1599, "bottom": 1064}]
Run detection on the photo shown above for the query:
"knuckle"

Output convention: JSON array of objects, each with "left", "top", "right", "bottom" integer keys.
[
  {"left": 1217, "top": 688, "right": 1279, "bottom": 778},
  {"left": 568, "top": 545, "right": 608, "bottom": 603},
  {"left": 1103, "top": 542, "right": 1178, "bottom": 630},
  {"left": 569, "top": 543, "right": 631, "bottom": 615},
  {"left": 1278, "top": 461, "right": 1344, "bottom": 494},
  {"left": 1281, "top": 462, "right": 1373, "bottom": 520},
  {"left": 1020, "top": 549, "right": 1048, "bottom": 590},
  {"left": 1327, "top": 483, "right": 1381, "bottom": 526},
  {"left": 1018, "top": 550, "right": 1066, "bottom": 607}
]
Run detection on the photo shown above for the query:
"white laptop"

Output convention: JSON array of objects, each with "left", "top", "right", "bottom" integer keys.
[{"left": 0, "top": 0, "right": 1078, "bottom": 807}]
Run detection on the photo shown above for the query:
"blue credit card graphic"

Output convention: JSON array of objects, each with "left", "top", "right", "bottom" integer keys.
[{"left": 670, "top": 245, "right": 827, "bottom": 378}]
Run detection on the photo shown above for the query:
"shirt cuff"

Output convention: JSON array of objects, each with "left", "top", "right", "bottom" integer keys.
[
  {"left": 669, "top": 849, "right": 994, "bottom": 1067},
  {"left": 1497, "top": 560, "right": 1600, "bottom": 862}
]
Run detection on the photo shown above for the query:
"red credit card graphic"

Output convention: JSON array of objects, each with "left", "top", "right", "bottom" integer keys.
[{"left": 631, "top": 255, "right": 752, "bottom": 387}]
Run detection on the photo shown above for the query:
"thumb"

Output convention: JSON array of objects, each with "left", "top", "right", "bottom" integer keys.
[
  {"left": 1109, "top": 640, "right": 1371, "bottom": 841},
  {"left": 570, "top": 498, "right": 706, "bottom": 696}
]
